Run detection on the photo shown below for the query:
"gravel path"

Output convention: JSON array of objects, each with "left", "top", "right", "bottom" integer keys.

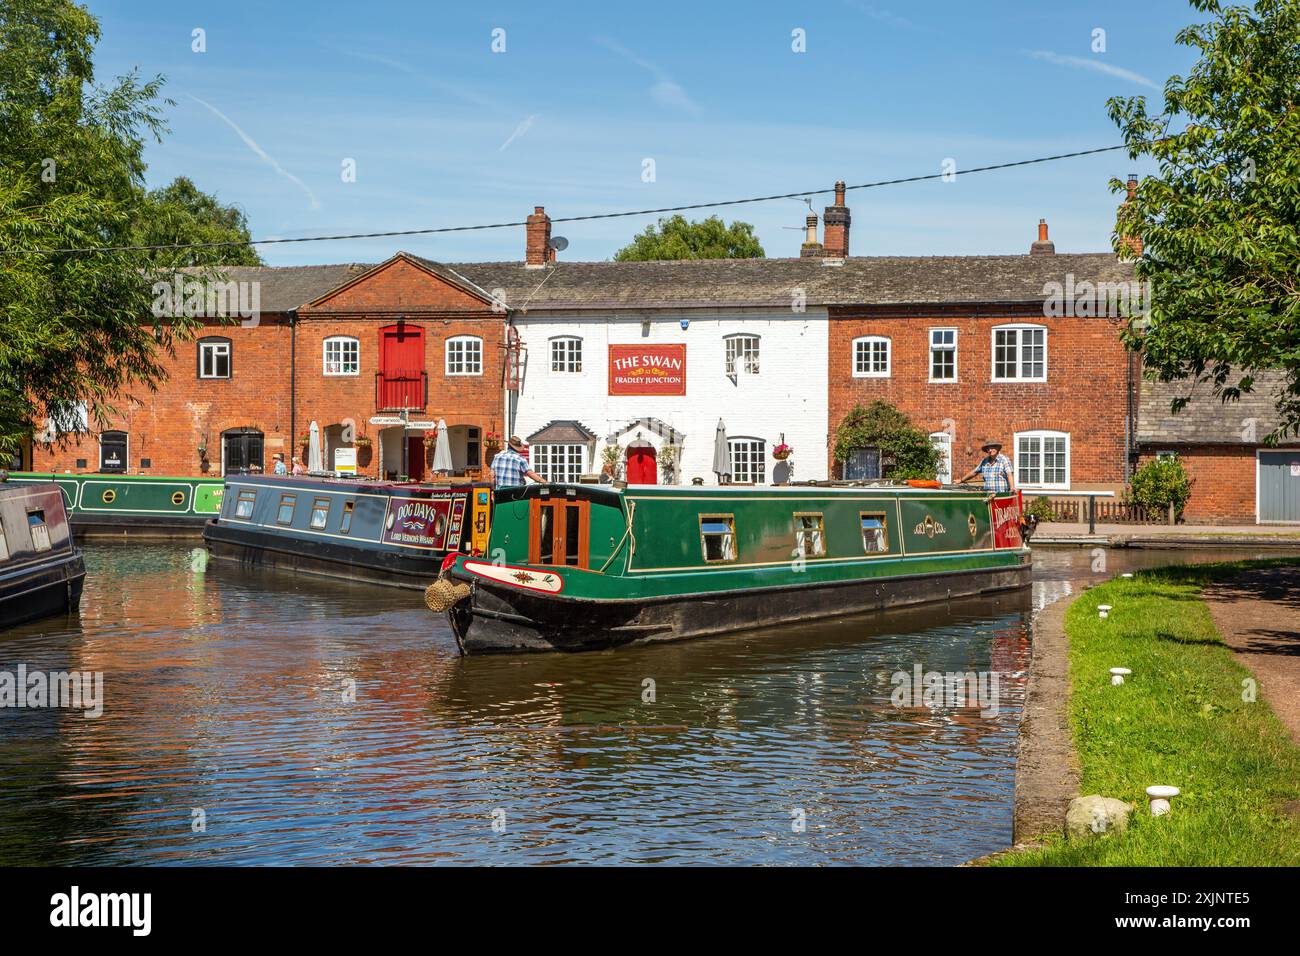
[{"left": 1203, "top": 565, "right": 1300, "bottom": 743}]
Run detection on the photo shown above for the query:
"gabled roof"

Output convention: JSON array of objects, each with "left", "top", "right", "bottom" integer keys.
[
  {"left": 1138, "top": 371, "right": 1293, "bottom": 445},
  {"left": 187, "top": 263, "right": 373, "bottom": 313},
  {"left": 526, "top": 420, "right": 597, "bottom": 444},
  {"left": 300, "top": 252, "right": 498, "bottom": 309},
  {"left": 608, "top": 417, "right": 686, "bottom": 445}
]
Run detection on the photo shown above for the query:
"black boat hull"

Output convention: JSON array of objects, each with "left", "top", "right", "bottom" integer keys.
[
  {"left": 447, "top": 558, "right": 1032, "bottom": 654},
  {"left": 0, "top": 552, "right": 86, "bottom": 630},
  {"left": 203, "top": 520, "right": 441, "bottom": 589}
]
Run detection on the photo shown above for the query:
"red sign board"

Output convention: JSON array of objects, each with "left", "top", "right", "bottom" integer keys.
[
  {"left": 609, "top": 344, "right": 687, "bottom": 396},
  {"left": 991, "top": 492, "right": 1024, "bottom": 549},
  {"left": 382, "top": 492, "right": 465, "bottom": 551}
]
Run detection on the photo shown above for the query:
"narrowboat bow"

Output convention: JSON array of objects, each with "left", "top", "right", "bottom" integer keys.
[
  {"left": 0, "top": 480, "right": 86, "bottom": 630},
  {"left": 438, "top": 482, "right": 1032, "bottom": 654}
]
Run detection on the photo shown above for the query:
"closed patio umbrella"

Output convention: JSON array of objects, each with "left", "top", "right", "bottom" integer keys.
[
  {"left": 308, "top": 420, "right": 323, "bottom": 473},
  {"left": 712, "top": 419, "right": 731, "bottom": 483},
  {"left": 431, "top": 418, "right": 453, "bottom": 474}
]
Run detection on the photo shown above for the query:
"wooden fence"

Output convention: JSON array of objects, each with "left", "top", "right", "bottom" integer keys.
[{"left": 1031, "top": 496, "right": 1174, "bottom": 525}]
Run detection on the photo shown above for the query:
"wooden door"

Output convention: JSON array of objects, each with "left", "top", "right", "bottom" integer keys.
[
  {"left": 626, "top": 445, "right": 657, "bottom": 485},
  {"left": 529, "top": 498, "right": 590, "bottom": 568},
  {"left": 405, "top": 436, "right": 425, "bottom": 481},
  {"left": 378, "top": 324, "right": 425, "bottom": 409}
]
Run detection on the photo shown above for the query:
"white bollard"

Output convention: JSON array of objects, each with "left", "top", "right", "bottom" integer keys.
[
  {"left": 1098, "top": 604, "right": 1112, "bottom": 619},
  {"left": 1146, "top": 785, "right": 1180, "bottom": 816},
  {"left": 1110, "top": 667, "right": 1131, "bottom": 686}
]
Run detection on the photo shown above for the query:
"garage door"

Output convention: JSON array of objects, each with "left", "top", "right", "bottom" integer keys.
[{"left": 1259, "top": 450, "right": 1300, "bottom": 522}]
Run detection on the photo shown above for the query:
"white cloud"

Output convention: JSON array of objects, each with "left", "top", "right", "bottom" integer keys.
[
  {"left": 186, "top": 94, "right": 321, "bottom": 209},
  {"left": 1028, "top": 50, "right": 1160, "bottom": 91},
  {"left": 596, "top": 36, "right": 702, "bottom": 115},
  {"left": 499, "top": 115, "right": 537, "bottom": 152}
]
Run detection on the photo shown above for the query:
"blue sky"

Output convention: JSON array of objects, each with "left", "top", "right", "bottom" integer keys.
[{"left": 91, "top": 0, "right": 1201, "bottom": 265}]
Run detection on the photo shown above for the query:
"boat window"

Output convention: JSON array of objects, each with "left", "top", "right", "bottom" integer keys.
[
  {"left": 529, "top": 498, "right": 590, "bottom": 568},
  {"left": 309, "top": 497, "right": 331, "bottom": 530},
  {"left": 234, "top": 489, "right": 257, "bottom": 518},
  {"left": 861, "top": 512, "right": 889, "bottom": 554},
  {"left": 276, "top": 494, "right": 297, "bottom": 526},
  {"left": 794, "top": 512, "right": 825, "bottom": 558},
  {"left": 700, "top": 515, "right": 736, "bottom": 563},
  {"left": 340, "top": 501, "right": 355, "bottom": 534},
  {"left": 28, "top": 510, "right": 51, "bottom": 552},
  {"left": 0, "top": 522, "right": 8, "bottom": 562}
]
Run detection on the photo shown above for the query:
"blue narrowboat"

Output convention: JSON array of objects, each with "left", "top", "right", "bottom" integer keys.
[
  {"left": 203, "top": 474, "right": 492, "bottom": 588},
  {"left": 0, "top": 479, "right": 86, "bottom": 630}
]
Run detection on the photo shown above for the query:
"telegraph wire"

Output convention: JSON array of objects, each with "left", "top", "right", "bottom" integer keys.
[{"left": 2, "top": 142, "right": 1138, "bottom": 256}]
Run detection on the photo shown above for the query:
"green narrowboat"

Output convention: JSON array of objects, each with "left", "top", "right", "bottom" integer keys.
[
  {"left": 4, "top": 472, "right": 224, "bottom": 535},
  {"left": 439, "top": 483, "right": 1032, "bottom": 654}
]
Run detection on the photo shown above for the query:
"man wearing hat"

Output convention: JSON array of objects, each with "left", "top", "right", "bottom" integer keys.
[
  {"left": 490, "top": 436, "right": 542, "bottom": 488},
  {"left": 272, "top": 452, "right": 288, "bottom": 476},
  {"left": 960, "top": 440, "right": 1014, "bottom": 493}
]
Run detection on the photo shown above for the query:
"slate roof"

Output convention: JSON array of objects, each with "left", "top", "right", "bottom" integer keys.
[
  {"left": 526, "top": 420, "right": 598, "bottom": 444},
  {"left": 1138, "top": 371, "right": 1293, "bottom": 445},
  {"left": 202, "top": 251, "right": 1133, "bottom": 314}
]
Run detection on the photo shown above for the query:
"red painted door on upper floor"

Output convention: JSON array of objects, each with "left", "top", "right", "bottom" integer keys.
[{"left": 378, "top": 324, "right": 425, "bottom": 409}]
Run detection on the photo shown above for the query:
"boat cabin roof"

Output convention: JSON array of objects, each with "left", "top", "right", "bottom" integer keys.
[{"left": 227, "top": 474, "right": 488, "bottom": 495}]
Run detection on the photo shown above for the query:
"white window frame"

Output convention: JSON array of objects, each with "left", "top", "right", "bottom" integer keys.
[
  {"left": 929, "top": 431, "right": 953, "bottom": 484},
  {"left": 532, "top": 443, "right": 586, "bottom": 483},
  {"left": 1014, "top": 429, "right": 1070, "bottom": 490},
  {"left": 199, "top": 340, "right": 231, "bottom": 380},
  {"left": 549, "top": 336, "right": 582, "bottom": 373},
  {"left": 445, "top": 335, "right": 483, "bottom": 376},
  {"left": 991, "top": 324, "right": 1048, "bottom": 383},
  {"left": 323, "top": 336, "right": 360, "bottom": 376},
  {"left": 724, "top": 334, "right": 761, "bottom": 376},
  {"left": 928, "top": 328, "right": 957, "bottom": 382},
  {"left": 728, "top": 437, "right": 766, "bottom": 485},
  {"left": 852, "top": 336, "right": 891, "bottom": 378}
]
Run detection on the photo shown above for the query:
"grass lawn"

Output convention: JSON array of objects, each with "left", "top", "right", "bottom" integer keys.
[{"left": 992, "top": 559, "right": 1300, "bottom": 866}]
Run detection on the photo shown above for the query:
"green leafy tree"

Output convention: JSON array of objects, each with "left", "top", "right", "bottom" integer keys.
[
  {"left": 1109, "top": 0, "right": 1300, "bottom": 438},
  {"left": 129, "top": 176, "right": 262, "bottom": 267},
  {"left": 0, "top": 0, "right": 204, "bottom": 459},
  {"left": 614, "top": 214, "right": 764, "bottom": 261},
  {"left": 1128, "top": 455, "right": 1194, "bottom": 520},
  {"left": 832, "top": 401, "right": 941, "bottom": 480}
]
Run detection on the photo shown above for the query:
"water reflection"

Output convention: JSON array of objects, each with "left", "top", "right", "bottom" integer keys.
[{"left": 0, "top": 543, "right": 1273, "bottom": 865}]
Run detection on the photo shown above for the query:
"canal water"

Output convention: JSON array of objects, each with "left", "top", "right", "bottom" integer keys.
[{"left": 0, "top": 543, "right": 1283, "bottom": 866}]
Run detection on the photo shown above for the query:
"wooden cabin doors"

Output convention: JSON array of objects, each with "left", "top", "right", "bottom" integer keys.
[{"left": 529, "top": 497, "right": 590, "bottom": 569}]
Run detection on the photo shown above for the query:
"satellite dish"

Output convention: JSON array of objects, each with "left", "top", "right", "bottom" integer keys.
[{"left": 549, "top": 236, "right": 569, "bottom": 251}]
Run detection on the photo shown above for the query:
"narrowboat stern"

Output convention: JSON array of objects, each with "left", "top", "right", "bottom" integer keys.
[{"left": 0, "top": 480, "right": 86, "bottom": 630}]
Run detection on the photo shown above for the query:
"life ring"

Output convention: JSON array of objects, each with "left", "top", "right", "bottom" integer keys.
[{"left": 906, "top": 479, "right": 942, "bottom": 488}]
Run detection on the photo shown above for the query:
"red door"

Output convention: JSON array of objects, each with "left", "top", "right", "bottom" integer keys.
[
  {"left": 626, "top": 445, "right": 657, "bottom": 484},
  {"left": 379, "top": 324, "right": 425, "bottom": 410},
  {"left": 405, "top": 436, "right": 425, "bottom": 481}
]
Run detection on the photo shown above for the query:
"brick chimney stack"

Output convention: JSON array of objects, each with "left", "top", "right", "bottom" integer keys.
[
  {"left": 799, "top": 213, "right": 824, "bottom": 257},
  {"left": 1119, "top": 172, "right": 1143, "bottom": 259},
  {"left": 822, "top": 181, "right": 850, "bottom": 258},
  {"left": 1029, "top": 218, "right": 1056, "bottom": 256},
  {"left": 526, "top": 206, "right": 555, "bottom": 267}
]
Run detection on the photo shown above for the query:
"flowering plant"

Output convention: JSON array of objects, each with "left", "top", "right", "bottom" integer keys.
[{"left": 773, "top": 442, "right": 793, "bottom": 460}]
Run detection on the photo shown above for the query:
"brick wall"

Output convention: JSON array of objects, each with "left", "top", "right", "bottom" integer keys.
[
  {"left": 828, "top": 306, "right": 1132, "bottom": 490},
  {"left": 1136, "top": 446, "right": 1258, "bottom": 524},
  {"left": 31, "top": 255, "right": 507, "bottom": 479}
]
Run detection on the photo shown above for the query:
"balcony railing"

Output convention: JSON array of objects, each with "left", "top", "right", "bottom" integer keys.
[{"left": 375, "top": 370, "right": 427, "bottom": 411}]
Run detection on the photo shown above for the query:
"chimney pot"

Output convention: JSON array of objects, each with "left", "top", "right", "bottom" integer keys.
[
  {"left": 800, "top": 213, "right": 824, "bottom": 258},
  {"left": 823, "top": 180, "right": 851, "bottom": 258},
  {"left": 526, "top": 206, "right": 554, "bottom": 267},
  {"left": 1030, "top": 218, "right": 1055, "bottom": 256}
]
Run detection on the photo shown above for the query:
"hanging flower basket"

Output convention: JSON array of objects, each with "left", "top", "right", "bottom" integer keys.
[
  {"left": 422, "top": 430, "right": 438, "bottom": 449},
  {"left": 484, "top": 431, "right": 503, "bottom": 449},
  {"left": 354, "top": 435, "right": 372, "bottom": 448},
  {"left": 773, "top": 443, "right": 793, "bottom": 461}
]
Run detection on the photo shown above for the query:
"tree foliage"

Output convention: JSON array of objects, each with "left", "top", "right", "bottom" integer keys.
[
  {"left": 1109, "top": 0, "right": 1300, "bottom": 438},
  {"left": 832, "top": 401, "right": 941, "bottom": 480},
  {"left": 129, "top": 176, "right": 262, "bottom": 267},
  {"left": 614, "top": 214, "right": 764, "bottom": 261},
  {"left": 0, "top": 0, "right": 220, "bottom": 458},
  {"left": 1128, "top": 455, "right": 1194, "bottom": 519}
]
